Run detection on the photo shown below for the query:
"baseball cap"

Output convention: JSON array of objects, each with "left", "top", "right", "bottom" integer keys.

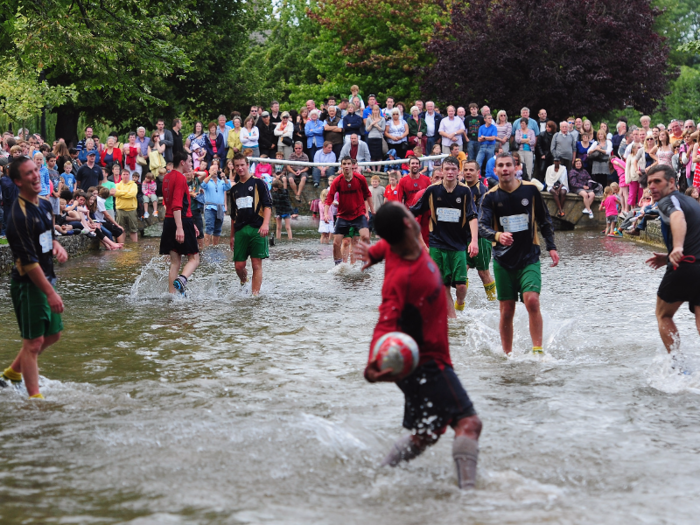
[
  {"left": 87, "top": 150, "right": 97, "bottom": 156},
  {"left": 261, "top": 111, "right": 270, "bottom": 117}
]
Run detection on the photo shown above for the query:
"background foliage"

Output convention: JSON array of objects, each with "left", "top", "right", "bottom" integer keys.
[{"left": 0, "top": 0, "right": 698, "bottom": 143}]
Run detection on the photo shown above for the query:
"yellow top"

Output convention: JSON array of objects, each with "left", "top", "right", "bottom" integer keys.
[
  {"left": 115, "top": 180, "right": 138, "bottom": 211},
  {"left": 227, "top": 128, "right": 242, "bottom": 158}
]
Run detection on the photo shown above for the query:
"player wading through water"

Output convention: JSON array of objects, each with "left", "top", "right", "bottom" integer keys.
[
  {"left": 355, "top": 202, "right": 482, "bottom": 489},
  {"left": 479, "top": 153, "right": 559, "bottom": 355}
]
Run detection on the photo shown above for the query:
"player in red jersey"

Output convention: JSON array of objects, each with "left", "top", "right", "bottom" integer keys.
[
  {"left": 412, "top": 168, "right": 443, "bottom": 247},
  {"left": 324, "top": 156, "right": 374, "bottom": 265},
  {"left": 355, "top": 202, "right": 482, "bottom": 489},
  {"left": 160, "top": 151, "right": 200, "bottom": 295},
  {"left": 397, "top": 156, "right": 432, "bottom": 246}
]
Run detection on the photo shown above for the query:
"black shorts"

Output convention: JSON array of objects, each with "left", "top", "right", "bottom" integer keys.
[
  {"left": 396, "top": 360, "right": 476, "bottom": 436},
  {"left": 159, "top": 217, "right": 200, "bottom": 256},
  {"left": 334, "top": 215, "right": 368, "bottom": 236},
  {"left": 192, "top": 208, "right": 204, "bottom": 239},
  {"left": 658, "top": 262, "right": 700, "bottom": 313},
  {"left": 103, "top": 221, "right": 124, "bottom": 239}
]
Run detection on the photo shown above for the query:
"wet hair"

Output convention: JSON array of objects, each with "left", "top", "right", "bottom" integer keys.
[
  {"left": 442, "top": 156, "right": 460, "bottom": 168},
  {"left": 233, "top": 153, "right": 249, "bottom": 164},
  {"left": 374, "top": 202, "right": 410, "bottom": 244},
  {"left": 173, "top": 150, "right": 189, "bottom": 167},
  {"left": 647, "top": 164, "right": 676, "bottom": 183}
]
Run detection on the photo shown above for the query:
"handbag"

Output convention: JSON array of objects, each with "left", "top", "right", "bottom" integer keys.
[
  {"left": 282, "top": 137, "right": 293, "bottom": 147},
  {"left": 136, "top": 154, "right": 148, "bottom": 166}
]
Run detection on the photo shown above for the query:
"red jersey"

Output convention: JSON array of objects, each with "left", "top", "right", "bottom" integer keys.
[
  {"left": 325, "top": 172, "right": 371, "bottom": 220},
  {"left": 162, "top": 170, "right": 192, "bottom": 219},
  {"left": 367, "top": 239, "right": 452, "bottom": 368},
  {"left": 396, "top": 174, "right": 431, "bottom": 207},
  {"left": 411, "top": 186, "right": 432, "bottom": 246},
  {"left": 384, "top": 184, "right": 400, "bottom": 202}
]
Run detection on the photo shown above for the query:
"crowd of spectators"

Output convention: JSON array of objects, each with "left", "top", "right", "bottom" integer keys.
[{"left": 1, "top": 86, "right": 698, "bottom": 244}]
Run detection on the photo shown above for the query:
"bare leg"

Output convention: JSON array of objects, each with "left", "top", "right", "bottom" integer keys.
[
  {"left": 181, "top": 253, "right": 200, "bottom": 280},
  {"left": 499, "top": 300, "right": 516, "bottom": 354},
  {"left": 285, "top": 217, "right": 292, "bottom": 239},
  {"left": 287, "top": 177, "right": 298, "bottom": 196},
  {"left": 213, "top": 235, "right": 220, "bottom": 246},
  {"left": 275, "top": 217, "right": 282, "bottom": 239},
  {"left": 204, "top": 234, "right": 211, "bottom": 248},
  {"left": 477, "top": 269, "right": 493, "bottom": 284},
  {"left": 235, "top": 261, "right": 248, "bottom": 285},
  {"left": 522, "top": 291, "right": 543, "bottom": 348},
  {"left": 168, "top": 252, "right": 182, "bottom": 294},
  {"left": 382, "top": 433, "right": 439, "bottom": 467},
  {"left": 251, "top": 258, "right": 263, "bottom": 295},
  {"left": 129, "top": 232, "right": 138, "bottom": 242},
  {"left": 341, "top": 237, "right": 350, "bottom": 263},
  {"left": 445, "top": 286, "right": 456, "bottom": 319},
  {"left": 17, "top": 336, "right": 49, "bottom": 397},
  {"left": 656, "top": 297, "right": 682, "bottom": 353},
  {"left": 296, "top": 176, "right": 307, "bottom": 197},
  {"left": 332, "top": 234, "right": 343, "bottom": 261}
]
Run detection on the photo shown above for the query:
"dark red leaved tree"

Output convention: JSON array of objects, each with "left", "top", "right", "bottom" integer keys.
[{"left": 423, "top": 0, "right": 675, "bottom": 118}]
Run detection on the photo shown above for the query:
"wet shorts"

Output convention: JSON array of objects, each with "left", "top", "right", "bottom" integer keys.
[
  {"left": 429, "top": 247, "right": 467, "bottom": 287},
  {"left": 334, "top": 215, "right": 368, "bottom": 237},
  {"left": 11, "top": 279, "right": 63, "bottom": 340},
  {"left": 606, "top": 215, "right": 618, "bottom": 224},
  {"left": 159, "top": 217, "right": 200, "bottom": 256},
  {"left": 233, "top": 224, "right": 269, "bottom": 262},
  {"left": 397, "top": 360, "right": 476, "bottom": 436},
  {"left": 467, "top": 237, "right": 492, "bottom": 271},
  {"left": 117, "top": 209, "right": 139, "bottom": 233},
  {"left": 493, "top": 259, "right": 542, "bottom": 301},
  {"left": 658, "top": 262, "right": 700, "bottom": 313}
]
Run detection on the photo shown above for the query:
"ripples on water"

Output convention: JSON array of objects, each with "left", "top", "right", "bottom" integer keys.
[{"left": 1, "top": 221, "right": 700, "bottom": 524}]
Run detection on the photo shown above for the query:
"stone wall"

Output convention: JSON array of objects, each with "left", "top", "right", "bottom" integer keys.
[
  {"left": 0, "top": 235, "right": 98, "bottom": 276},
  {"left": 622, "top": 218, "right": 665, "bottom": 247}
]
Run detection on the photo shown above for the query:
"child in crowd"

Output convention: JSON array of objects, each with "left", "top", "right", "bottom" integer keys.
[
  {"left": 318, "top": 188, "right": 334, "bottom": 244},
  {"left": 348, "top": 85, "right": 365, "bottom": 110},
  {"left": 271, "top": 178, "right": 293, "bottom": 240},
  {"left": 626, "top": 144, "right": 642, "bottom": 208},
  {"left": 45, "top": 153, "right": 62, "bottom": 218},
  {"left": 623, "top": 188, "right": 658, "bottom": 235},
  {"left": 274, "top": 151, "right": 286, "bottom": 179},
  {"left": 255, "top": 154, "right": 274, "bottom": 190},
  {"left": 685, "top": 186, "right": 700, "bottom": 205},
  {"left": 400, "top": 149, "right": 415, "bottom": 176},
  {"left": 383, "top": 149, "right": 401, "bottom": 173},
  {"left": 54, "top": 199, "right": 76, "bottom": 236},
  {"left": 384, "top": 171, "right": 400, "bottom": 202},
  {"left": 611, "top": 152, "right": 628, "bottom": 213},
  {"left": 142, "top": 172, "right": 158, "bottom": 219},
  {"left": 369, "top": 175, "right": 385, "bottom": 237},
  {"left": 428, "top": 143, "right": 443, "bottom": 175},
  {"left": 94, "top": 187, "right": 126, "bottom": 244},
  {"left": 195, "top": 159, "right": 208, "bottom": 180},
  {"left": 243, "top": 148, "right": 256, "bottom": 174},
  {"left": 599, "top": 185, "right": 621, "bottom": 237}
]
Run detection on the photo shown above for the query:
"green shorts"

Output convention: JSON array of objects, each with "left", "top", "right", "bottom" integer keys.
[
  {"left": 233, "top": 224, "right": 269, "bottom": 262},
  {"left": 493, "top": 260, "right": 542, "bottom": 302},
  {"left": 117, "top": 209, "right": 139, "bottom": 233},
  {"left": 344, "top": 226, "right": 359, "bottom": 239},
  {"left": 467, "top": 237, "right": 492, "bottom": 271},
  {"left": 429, "top": 247, "right": 467, "bottom": 287},
  {"left": 11, "top": 279, "right": 63, "bottom": 340}
]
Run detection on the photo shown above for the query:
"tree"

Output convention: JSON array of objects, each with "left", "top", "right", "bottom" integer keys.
[
  {"left": 0, "top": 0, "right": 193, "bottom": 144},
  {"left": 296, "top": 0, "right": 448, "bottom": 104},
  {"left": 654, "top": 0, "right": 700, "bottom": 67},
  {"left": 423, "top": 0, "right": 675, "bottom": 119}
]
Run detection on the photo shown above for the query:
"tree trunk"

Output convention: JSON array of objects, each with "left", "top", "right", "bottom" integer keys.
[{"left": 54, "top": 104, "right": 81, "bottom": 147}]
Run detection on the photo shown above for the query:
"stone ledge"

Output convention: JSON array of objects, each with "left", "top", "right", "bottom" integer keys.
[
  {"left": 0, "top": 235, "right": 99, "bottom": 276},
  {"left": 621, "top": 218, "right": 665, "bottom": 247}
]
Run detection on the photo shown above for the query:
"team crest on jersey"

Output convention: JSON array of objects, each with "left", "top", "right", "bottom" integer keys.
[
  {"left": 46, "top": 212, "right": 52, "bottom": 220},
  {"left": 456, "top": 197, "right": 461, "bottom": 203},
  {"left": 521, "top": 198, "right": 529, "bottom": 206},
  {"left": 249, "top": 186, "right": 253, "bottom": 191}
]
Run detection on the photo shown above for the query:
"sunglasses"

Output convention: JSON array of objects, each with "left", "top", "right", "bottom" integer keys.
[{"left": 646, "top": 138, "right": 654, "bottom": 141}]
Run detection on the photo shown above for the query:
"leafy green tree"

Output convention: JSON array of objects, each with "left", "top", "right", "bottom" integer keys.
[{"left": 653, "top": 0, "right": 700, "bottom": 67}]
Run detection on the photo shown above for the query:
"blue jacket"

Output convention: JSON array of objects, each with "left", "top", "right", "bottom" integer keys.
[
  {"left": 39, "top": 166, "right": 50, "bottom": 196},
  {"left": 304, "top": 119, "right": 325, "bottom": 149},
  {"left": 341, "top": 113, "right": 364, "bottom": 138},
  {"left": 202, "top": 134, "right": 227, "bottom": 164}
]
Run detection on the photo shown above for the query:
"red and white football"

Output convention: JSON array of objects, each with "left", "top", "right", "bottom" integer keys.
[{"left": 371, "top": 332, "right": 419, "bottom": 380}]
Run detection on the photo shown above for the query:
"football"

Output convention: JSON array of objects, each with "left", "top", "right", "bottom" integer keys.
[{"left": 371, "top": 332, "right": 419, "bottom": 380}]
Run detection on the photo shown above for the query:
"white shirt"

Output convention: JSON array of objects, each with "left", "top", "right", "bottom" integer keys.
[
  {"left": 438, "top": 117, "right": 466, "bottom": 147},
  {"left": 425, "top": 112, "right": 436, "bottom": 136}
]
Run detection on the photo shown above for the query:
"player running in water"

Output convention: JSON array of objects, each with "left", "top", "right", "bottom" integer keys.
[
  {"left": 230, "top": 154, "right": 272, "bottom": 295},
  {"left": 355, "top": 202, "right": 482, "bottom": 489},
  {"left": 160, "top": 151, "right": 200, "bottom": 295},
  {"left": 397, "top": 156, "right": 431, "bottom": 246},
  {"left": 463, "top": 160, "right": 497, "bottom": 301},
  {"left": 324, "top": 156, "right": 374, "bottom": 265},
  {"left": 645, "top": 164, "right": 700, "bottom": 362},
  {"left": 479, "top": 153, "right": 559, "bottom": 355},
  {"left": 1, "top": 157, "right": 69, "bottom": 398},
  {"left": 409, "top": 156, "right": 479, "bottom": 318}
]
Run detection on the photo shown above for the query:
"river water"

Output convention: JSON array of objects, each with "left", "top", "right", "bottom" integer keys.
[{"left": 1, "top": 219, "right": 700, "bottom": 524}]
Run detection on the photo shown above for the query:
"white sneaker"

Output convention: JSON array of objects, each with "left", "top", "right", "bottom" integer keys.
[
  {"left": 153, "top": 210, "right": 158, "bottom": 217},
  {"left": 144, "top": 211, "right": 150, "bottom": 219},
  {"left": 588, "top": 211, "right": 594, "bottom": 219}
]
